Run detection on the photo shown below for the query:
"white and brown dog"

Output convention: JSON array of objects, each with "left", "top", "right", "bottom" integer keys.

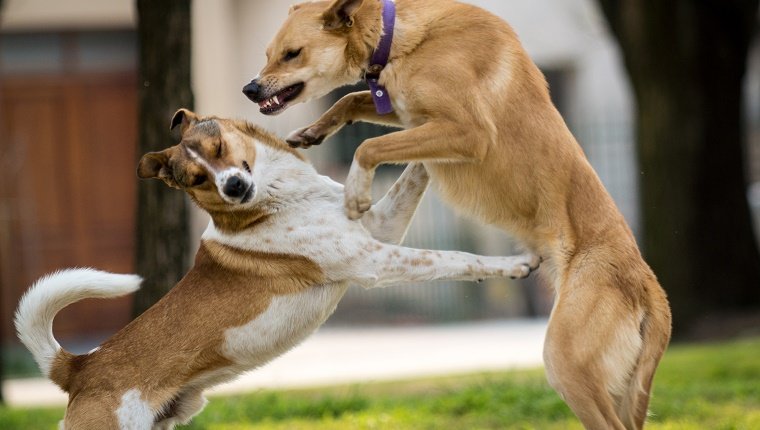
[
  {"left": 243, "top": 0, "right": 672, "bottom": 428},
  {"left": 15, "top": 109, "right": 539, "bottom": 430}
]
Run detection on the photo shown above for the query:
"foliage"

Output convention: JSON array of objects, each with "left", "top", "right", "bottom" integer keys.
[{"left": 2, "top": 337, "right": 758, "bottom": 429}]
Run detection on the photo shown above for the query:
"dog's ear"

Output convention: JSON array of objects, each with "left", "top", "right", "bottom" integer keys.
[
  {"left": 322, "top": 0, "right": 364, "bottom": 30},
  {"left": 288, "top": 3, "right": 302, "bottom": 15},
  {"left": 137, "top": 149, "right": 180, "bottom": 188},
  {"left": 170, "top": 108, "right": 198, "bottom": 134}
]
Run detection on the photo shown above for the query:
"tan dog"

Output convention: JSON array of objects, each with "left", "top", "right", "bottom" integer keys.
[
  {"left": 15, "top": 110, "right": 539, "bottom": 429},
  {"left": 243, "top": 1, "right": 672, "bottom": 428}
]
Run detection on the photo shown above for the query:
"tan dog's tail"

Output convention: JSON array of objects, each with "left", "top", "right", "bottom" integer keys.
[
  {"left": 14, "top": 269, "right": 141, "bottom": 389},
  {"left": 620, "top": 286, "right": 672, "bottom": 429}
]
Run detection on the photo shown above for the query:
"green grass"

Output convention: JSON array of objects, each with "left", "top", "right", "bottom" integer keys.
[{"left": 2, "top": 337, "right": 758, "bottom": 430}]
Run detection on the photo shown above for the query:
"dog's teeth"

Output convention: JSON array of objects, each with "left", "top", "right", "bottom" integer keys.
[{"left": 273, "top": 96, "right": 280, "bottom": 105}]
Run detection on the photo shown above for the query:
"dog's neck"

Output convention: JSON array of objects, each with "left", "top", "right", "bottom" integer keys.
[
  {"left": 347, "top": 0, "right": 425, "bottom": 78},
  {"left": 361, "top": 0, "right": 429, "bottom": 65}
]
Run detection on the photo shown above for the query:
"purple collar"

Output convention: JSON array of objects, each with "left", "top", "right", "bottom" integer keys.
[{"left": 365, "top": 0, "right": 396, "bottom": 115}]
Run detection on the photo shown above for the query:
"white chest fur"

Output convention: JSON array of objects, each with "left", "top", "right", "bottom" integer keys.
[
  {"left": 201, "top": 154, "right": 380, "bottom": 285},
  {"left": 221, "top": 283, "right": 348, "bottom": 366},
  {"left": 200, "top": 152, "right": 362, "bottom": 365}
]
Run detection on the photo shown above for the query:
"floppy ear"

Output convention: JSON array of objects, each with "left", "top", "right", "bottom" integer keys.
[
  {"left": 170, "top": 108, "right": 198, "bottom": 134},
  {"left": 137, "top": 149, "right": 180, "bottom": 188},
  {"left": 322, "top": 0, "right": 364, "bottom": 30}
]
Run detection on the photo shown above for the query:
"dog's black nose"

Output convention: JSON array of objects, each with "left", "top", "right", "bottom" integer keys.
[
  {"left": 223, "top": 176, "right": 247, "bottom": 198},
  {"left": 242, "top": 80, "right": 262, "bottom": 102}
]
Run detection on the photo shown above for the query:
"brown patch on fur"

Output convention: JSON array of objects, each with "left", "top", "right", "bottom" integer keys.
[
  {"left": 410, "top": 258, "right": 433, "bottom": 267},
  {"left": 56, "top": 241, "right": 323, "bottom": 428},
  {"left": 202, "top": 204, "right": 272, "bottom": 234},
  {"left": 203, "top": 240, "right": 325, "bottom": 289},
  {"left": 48, "top": 350, "right": 76, "bottom": 391}
]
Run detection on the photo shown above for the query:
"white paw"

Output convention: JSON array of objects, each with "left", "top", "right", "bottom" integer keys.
[
  {"left": 507, "top": 253, "right": 542, "bottom": 279},
  {"left": 344, "top": 161, "right": 374, "bottom": 220}
]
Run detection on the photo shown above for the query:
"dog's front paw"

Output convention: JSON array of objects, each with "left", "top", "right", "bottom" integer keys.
[
  {"left": 286, "top": 125, "right": 327, "bottom": 148},
  {"left": 508, "top": 253, "right": 542, "bottom": 279},
  {"left": 346, "top": 195, "right": 372, "bottom": 220},
  {"left": 344, "top": 162, "right": 374, "bottom": 220}
]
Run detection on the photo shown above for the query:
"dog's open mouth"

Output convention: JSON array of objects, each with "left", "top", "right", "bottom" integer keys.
[{"left": 258, "top": 83, "right": 304, "bottom": 115}]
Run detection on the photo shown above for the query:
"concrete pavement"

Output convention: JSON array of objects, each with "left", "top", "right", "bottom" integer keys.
[{"left": 3, "top": 318, "right": 548, "bottom": 407}]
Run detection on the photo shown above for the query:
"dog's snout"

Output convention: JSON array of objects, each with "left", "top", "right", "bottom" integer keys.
[
  {"left": 223, "top": 176, "right": 247, "bottom": 198},
  {"left": 242, "top": 80, "right": 262, "bottom": 102}
]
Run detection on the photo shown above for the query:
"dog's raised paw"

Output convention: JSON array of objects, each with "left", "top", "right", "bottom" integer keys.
[
  {"left": 511, "top": 263, "right": 532, "bottom": 279},
  {"left": 344, "top": 162, "right": 375, "bottom": 220},
  {"left": 286, "top": 126, "right": 326, "bottom": 148},
  {"left": 506, "top": 254, "right": 541, "bottom": 279},
  {"left": 528, "top": 254, "right": 542, "bottom": 271},
  {"left": 345, "top": 199, "right": 371, "bottom": 220}
]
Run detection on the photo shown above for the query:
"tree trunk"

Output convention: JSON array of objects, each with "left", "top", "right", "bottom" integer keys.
[
  {"left": 134, "top": 0, "right": 193, "bottom": 316},
  {"left": 598, "top": 0, "right": 760, "bottom": 335},
  {"left": 0, "top": 0, "right": 6, "bottom": 402}
]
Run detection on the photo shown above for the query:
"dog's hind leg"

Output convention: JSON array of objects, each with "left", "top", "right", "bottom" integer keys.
[
  {"left": 544, "top": 279, "right": 645, "bottom": 430},
  {"left": 361, "top": 163, "right": 429, "bottom": 244},
  {"left": 152, "top": 389, "right": 208, "bottom": 430},
  {"left": 617, "top": 286, "right": 671, "bottom": 429},
  {"left": 286, "top": 91, "right": 402, "bottom": 148},
  {"left": 62, "top": 394, "right": 126, "bottom": 430}
]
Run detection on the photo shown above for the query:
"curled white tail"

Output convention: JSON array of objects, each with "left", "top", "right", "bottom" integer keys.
[{"left": 14, "top": 268, "right": 141, "bottom": 376}]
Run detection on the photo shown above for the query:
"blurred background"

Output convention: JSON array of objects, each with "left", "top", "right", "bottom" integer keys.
[{"left": 0, "top": 0, "right": 759, "bottom": 412}]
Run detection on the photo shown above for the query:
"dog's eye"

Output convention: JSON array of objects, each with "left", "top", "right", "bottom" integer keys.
[
  {"left": 216, "top": 141, "right": 223, "bottom": 158},
  {"left": 283, "top": 48, "right": 302, "bottom": 62},
  {"left": 191, "top": 174, "right": 207, "bottom": 187}
]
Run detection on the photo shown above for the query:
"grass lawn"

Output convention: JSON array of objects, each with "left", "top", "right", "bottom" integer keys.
[{"left": 1, "top": 337, "right": 758, "bottom": 429}]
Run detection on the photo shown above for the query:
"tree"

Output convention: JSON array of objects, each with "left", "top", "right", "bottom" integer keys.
[
  {"left": 0, "top": 0, "right": 9, "bottom": 404},
  {"left": 0, "top": 0, "right": 5, "bottom": 402},
  {"left": 134, "top": 0, "right": 194, "bottom": 316},
  {"left": 597, "top": 0, "right": 760, "bottom": 335}
]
